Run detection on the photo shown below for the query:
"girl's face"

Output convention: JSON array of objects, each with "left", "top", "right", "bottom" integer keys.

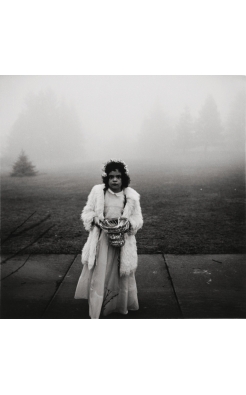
[{"left": 108, "top": 169, "right": 122, "bottom": 193}]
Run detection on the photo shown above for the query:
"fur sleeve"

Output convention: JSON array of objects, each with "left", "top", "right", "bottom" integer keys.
[
  {"left": 128, "top": 198, "right": 143, "bottom": 235},
  {"left": 81, "top": 186, "right": 97, "bottom": 232}
]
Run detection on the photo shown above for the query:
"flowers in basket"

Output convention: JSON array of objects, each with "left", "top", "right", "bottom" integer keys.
[{"left": 99, "top": 217, "right": 130, "bottom": 247}]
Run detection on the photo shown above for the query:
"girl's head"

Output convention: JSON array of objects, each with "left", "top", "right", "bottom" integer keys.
[{"left": 102, "top": 159, "right": 130, "bottom": 191}]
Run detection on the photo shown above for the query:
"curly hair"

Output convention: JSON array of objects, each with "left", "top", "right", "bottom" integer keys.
[{"left": 102, "top": 160, "right": 131, "bottom": 189}]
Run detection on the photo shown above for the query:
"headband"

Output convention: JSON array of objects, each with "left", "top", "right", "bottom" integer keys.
[{"left": 101, "top": 159, "right": 129, "bottom": 177}]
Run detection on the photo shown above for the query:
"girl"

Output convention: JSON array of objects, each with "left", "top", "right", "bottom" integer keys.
[{"left": 74, "top": 159, "right": 143, "bottom": 319}]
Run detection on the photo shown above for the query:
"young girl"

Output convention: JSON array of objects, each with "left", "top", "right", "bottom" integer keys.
[{"left": 74, "top": 159, "right": 143, "bottom": 319}]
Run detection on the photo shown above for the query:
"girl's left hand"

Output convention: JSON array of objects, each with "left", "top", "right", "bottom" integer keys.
[{"left": 126, "top": 220, "right": 131, "bottom": 233}]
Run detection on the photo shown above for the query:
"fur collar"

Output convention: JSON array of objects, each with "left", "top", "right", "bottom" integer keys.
[
  {"left": 92, "top": 184, "right": 140, "bottom": 220},
  {"left": 93, "top": 184, "right": 140, "bottom": 200}
]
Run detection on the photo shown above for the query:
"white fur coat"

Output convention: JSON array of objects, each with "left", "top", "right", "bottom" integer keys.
[{"left": 81, "top": 184, "right": 143, "bottom": 276}]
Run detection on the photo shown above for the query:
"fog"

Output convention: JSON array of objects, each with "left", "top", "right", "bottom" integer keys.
[{"left": 0, "top": 75, "right": 245, "bottom": 171}]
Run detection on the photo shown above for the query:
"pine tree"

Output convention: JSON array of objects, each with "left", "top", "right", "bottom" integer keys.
[
  {"left": 140, "top": 103, "right": 173, "bottom": 158},
  {"left": 175, "top": 106, "right": 194, "bottom": 153},
  {"left": 195, "top": 95, "right": 223, "bottom": 151},
  {"left": 11, "top": 150, "right": 38, "bottom": 177},
  {"left": 226, "top": 90, "right": 245, "bottom": 151},
  {"left": 7, "top": 89, "right": 83, "bottom": 168}
]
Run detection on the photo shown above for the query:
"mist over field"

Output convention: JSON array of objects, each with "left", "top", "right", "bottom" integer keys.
[
  {"left": 0, "top": 75, "right": 245, "bottom": 173},
  {"left": 1, "top": 76, "right": 245, "bottom": 256}
]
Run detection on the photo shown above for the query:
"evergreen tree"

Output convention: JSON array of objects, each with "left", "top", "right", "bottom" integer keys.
[
  {"left": 7, "top": 89, "right": 83, "bottom": 168},
  {"left": 195, "top": 95, "right": 223, "bottom": 151},
  {"left": 139, "top": 103, "right": 174, "bottom": 158},
  {"left": 226, "top": 90, "right": 245, "bottom": 150},
  {"left": 11, "top": 150, "right": 37, "bottom": 177},
  {"left": 175, "top": 106, "right": 194, "bottom": 152}
]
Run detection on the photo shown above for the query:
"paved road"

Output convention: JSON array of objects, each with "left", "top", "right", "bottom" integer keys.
[{"left": 1, "top": 254, "right": 245, "bottom": 319}]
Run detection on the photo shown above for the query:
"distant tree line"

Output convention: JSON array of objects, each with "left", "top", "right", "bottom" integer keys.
[
  {"left": 5, "top": 89, "right": 83, "bottom": 168},
  {"left": 2, "top": 88, "right": 245, "bottom": 171},
  {"left": 139, "top": 91, "right": 245, "bottom": 156}
]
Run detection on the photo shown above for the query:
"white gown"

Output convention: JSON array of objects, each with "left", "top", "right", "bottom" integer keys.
[{"left": 74, "top": 189, "right": 139, "bottom": 319}]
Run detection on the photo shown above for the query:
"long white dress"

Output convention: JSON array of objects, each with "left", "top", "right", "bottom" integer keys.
[{"left": 74, "top": 189, "right": 139, "bottom": 319}]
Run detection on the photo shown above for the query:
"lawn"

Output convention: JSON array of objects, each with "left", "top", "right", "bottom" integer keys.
[{"left": 1, "top": 156, "right": 245, "bottom": 256}]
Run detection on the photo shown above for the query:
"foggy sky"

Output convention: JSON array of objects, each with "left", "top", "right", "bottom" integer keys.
[{"left": 0, "top": 75, "right": 245, "bottom": 163}]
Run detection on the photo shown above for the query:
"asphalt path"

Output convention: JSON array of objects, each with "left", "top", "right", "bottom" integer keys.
[{"left": 1, "top": 254, "right": 245, "bottom": 319}]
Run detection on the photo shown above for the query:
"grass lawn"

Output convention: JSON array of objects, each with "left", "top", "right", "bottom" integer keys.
[{"left": 1, "top": 157, "right": 245, "bottom": 255}]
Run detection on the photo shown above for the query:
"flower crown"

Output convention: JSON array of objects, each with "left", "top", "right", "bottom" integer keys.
[{"left": 101, "top": 159, "right": 129, "bottom": 177}]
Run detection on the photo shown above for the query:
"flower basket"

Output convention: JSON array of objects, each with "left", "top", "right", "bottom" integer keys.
[{"left": 99, "top": 217, "right": 130, "bottom": 247}]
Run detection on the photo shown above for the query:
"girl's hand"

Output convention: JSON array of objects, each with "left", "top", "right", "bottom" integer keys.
[
  {"left": 93, "top": 216, "right": 100, "bottom": 227},
  {"left": 125, "top": 220, "right": 132, "bottom": 234}
]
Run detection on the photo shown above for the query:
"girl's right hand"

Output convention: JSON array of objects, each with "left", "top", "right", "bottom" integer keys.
[{"left": 93, "top": 216, "right": 100, "bottom": 227}]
